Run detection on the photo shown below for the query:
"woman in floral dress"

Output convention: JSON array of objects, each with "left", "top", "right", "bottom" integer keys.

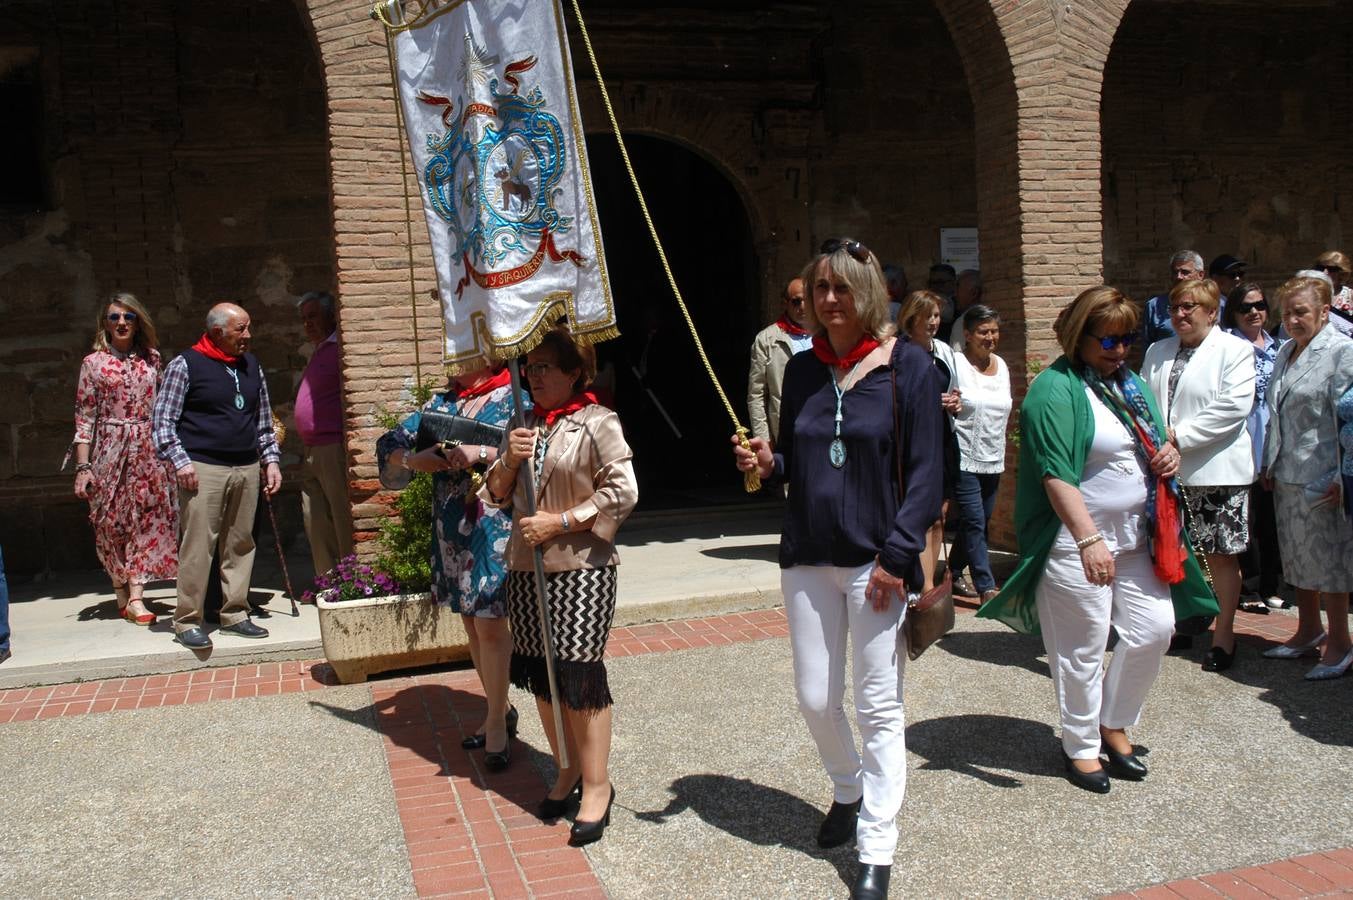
[
  {"left": 71, "top": 292, "right": 178, "bottom": 624},
  {"left": 377, "top": 363, "right": 523, "bottom": 771}
]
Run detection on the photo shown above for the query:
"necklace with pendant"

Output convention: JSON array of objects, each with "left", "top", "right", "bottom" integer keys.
[
  {"left": 224, "top": 363, "right": 245, "bottom": 410},
  {"left": 829, "top": 356, "right": 870, "bottom": 469}
]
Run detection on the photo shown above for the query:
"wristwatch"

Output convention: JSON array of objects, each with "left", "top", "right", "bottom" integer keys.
[{"left": 478, "top": 445, "right": 489, "bottom": 463}]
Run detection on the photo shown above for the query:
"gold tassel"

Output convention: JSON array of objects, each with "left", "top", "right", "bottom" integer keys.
[{"left": 736, "top": 426, "right": 760, "bottom": 493}]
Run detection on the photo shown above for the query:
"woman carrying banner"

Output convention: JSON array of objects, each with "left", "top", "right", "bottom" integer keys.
[
  {"left": 733, "top": 238, "right": 943, "bottom": 900},
  {"left": 483, "top": 325, "right": 638, "bottom": 846},
  {"left": 377, "top": 362, "right": 521, "bottom": 771},
  {"left": 978, "top": 287, "right": 1214, "bottom": 793},
  {"left": 70, "top": 291, "right": 178, "bottom": 625}
]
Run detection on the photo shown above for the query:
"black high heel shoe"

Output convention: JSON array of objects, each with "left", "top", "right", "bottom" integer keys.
[
  {"left": 1100, "top": 741, "right": 1148, "bottom": 780},
  {"left": 461, "top": 704, "right": 519, "bottom": 750},
  {"left": 568, "top": 785, "right": 615, "bottom": 847},
  {"left": 1063, "top": 751, "right": 1110, "bottom": 794},
  {"left": 538, "top": 778, "right": 582, "bottom": 820}
]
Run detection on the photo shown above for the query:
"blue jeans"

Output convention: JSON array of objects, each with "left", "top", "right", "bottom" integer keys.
[
  {"left": 0, "top": 545, "right": 10, "bottom": 653},
  {"left": 949, "top": 470, "right": 1001, "bottom": 593}
]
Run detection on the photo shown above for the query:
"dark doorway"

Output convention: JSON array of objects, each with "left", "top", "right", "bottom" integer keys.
[{"left": 585, "top": 132, "right": 763, "bottom": 509}]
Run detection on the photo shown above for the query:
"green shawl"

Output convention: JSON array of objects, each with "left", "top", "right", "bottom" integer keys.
[{"left": 977, "top": 356, "right": 1218, "bottom": 635}]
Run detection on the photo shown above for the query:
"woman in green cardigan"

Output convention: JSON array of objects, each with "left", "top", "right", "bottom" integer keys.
[{"left": 979, "top": 286, "right": 1216, "bottom": 794}]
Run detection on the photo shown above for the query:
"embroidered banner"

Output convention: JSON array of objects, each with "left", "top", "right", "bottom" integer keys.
[{"left": 386, "top": 0, "right": 615, "bottom": 370}]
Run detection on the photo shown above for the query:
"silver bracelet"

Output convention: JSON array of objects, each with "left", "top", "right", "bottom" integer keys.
[
  {"left": 560, "top": 511, "right": 570, "bottom": 530},
  {"left": 1075, "top": 532, "right": 1105, "bottom": 550}
]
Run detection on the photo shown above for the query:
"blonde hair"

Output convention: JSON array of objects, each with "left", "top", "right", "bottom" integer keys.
[
  {"left": 1316, "top": 250, "right": 1350, "bottom": 272},
  {"left": 897, "top": 290, "right": 943, "bottom": 338},
  {"left": 1276, "top": 275, "right": 1332, "bottom": 313},
  {"left": 1169, "top": 277, "right": 1221, "bottom": 314},
  {"left": 92, "top": 291, "right": 159, "bottom": 357},
  {"left": 1053, "top": 286, "right": 1139, "bottom": 361},
  {"left": 798, "top": 240, "right": 896, "bottom": 341}
]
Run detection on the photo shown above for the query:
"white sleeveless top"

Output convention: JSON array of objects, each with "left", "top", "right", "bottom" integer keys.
[{"left": 1053, "top": 385, "right": 1149, "bottom": 555}]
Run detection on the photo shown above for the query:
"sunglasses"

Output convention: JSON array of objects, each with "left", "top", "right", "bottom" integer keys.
[
  {"left": 1317, "top": 264, "right": 1346, "bottom": 274},
  {"left": 106, "top": 312, "right": 139, "bottom": 324},
  {"left": 820, "top": 238, "right": 871, "bottom": 263},
  {"left": 787, "top": 297, "right": 807, "bottom": 306},
  {"left": 1236, "top": 300, "right": 1268, "bottom": 314},
  {"left": 1088, "top": 332, "right": 1137, "bottom": 350}
]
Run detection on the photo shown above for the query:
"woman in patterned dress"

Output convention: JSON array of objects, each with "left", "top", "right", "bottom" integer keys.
[
  {"left": 377, "top": 363, "right": 522, "bottom": 771},
  {"left": 482, "top": 325, "right": 638, "bottom": 847},
  {"left": 1141, "top": 278, "right": 1256, "bottom": 672},
  {"left": 70, "top": 292, "right": 178, "bottom": 625}
]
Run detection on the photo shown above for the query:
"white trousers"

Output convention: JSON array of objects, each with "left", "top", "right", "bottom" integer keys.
[
  {"left": 1034, "top": 546, "right": 1175, "bottom": 759},
  {"left": 783, "top": 563, "right": 907, "bottom": 865}
]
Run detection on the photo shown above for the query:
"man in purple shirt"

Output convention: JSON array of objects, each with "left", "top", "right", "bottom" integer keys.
[{"left": 295, "top": 291, "right": 352, "bottom": 578}]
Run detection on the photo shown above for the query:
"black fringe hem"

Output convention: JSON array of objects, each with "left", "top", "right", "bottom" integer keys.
[{"left": 511, "top": 653, "right": 613, "bottom": 712}]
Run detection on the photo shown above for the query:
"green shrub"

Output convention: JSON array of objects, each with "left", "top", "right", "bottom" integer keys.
[{"left": 375, "top": 470, "right": 434, "bottom": 593}]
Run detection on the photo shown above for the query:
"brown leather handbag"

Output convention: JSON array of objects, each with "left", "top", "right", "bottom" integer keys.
[{"left": 893, "top": 350, "right": 956, "bottom": 661}]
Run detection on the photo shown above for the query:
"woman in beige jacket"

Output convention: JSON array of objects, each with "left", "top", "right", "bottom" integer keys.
[{"left": 483, "top": 325, "right": 638, "bottom": 846}]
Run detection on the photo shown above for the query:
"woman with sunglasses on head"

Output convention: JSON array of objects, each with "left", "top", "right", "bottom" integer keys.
[
  {"left": 1141, "top": 279, "right": 1256, "bottom": 673},
  {"left": 897, "top": 290, "right": 962, "bottom": 593},
  {"left": 482, "top": 324, "right": 637, "bottom": 846},
  {"left": 1314, "top": 251, "right": 1352, "bottom": 319},
  {"left": 68, "top": 292, "right": 178, "bottom": 625},
  {"left": 377, "top": 358, "right": 523, "bottom": 772},
  {"left": 979, "top": 287, "right": 1214, "bottom": 793},
  {"left": 734, "top": 238, "right": 943, "bottom": 900},
  {"left": 1221, "top": 283, "right": 1286, "bottom": 610},
  {"left": 1260, "top": 275, "right": 1353, "bottom": 680}
]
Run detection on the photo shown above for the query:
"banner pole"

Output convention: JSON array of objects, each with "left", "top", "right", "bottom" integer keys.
[{"left": 508, "top": 357, "right": 570, "bottom": 771}]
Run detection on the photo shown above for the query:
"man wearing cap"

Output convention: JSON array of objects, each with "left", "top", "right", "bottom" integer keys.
[
  {"left": 295, "top": 290, "right": 353, "bottom": 578},
  {"left": 153, "top": 302, "right": 281, "bottom": 651},
  {"left": 1208, "top": 254, "right": 1247, "bottom": 307},
  {"left": 748, "top": 276, "right": 812, "bottom": 448},
  {"left": 1142, "top": 249, "right": 1205, "bottom": 348}
]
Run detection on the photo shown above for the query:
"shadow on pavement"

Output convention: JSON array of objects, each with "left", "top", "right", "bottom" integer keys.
[
  {"left": 907, "top": 713, "right": 1057, "bottom": 788},
  {"left": 699, "top": 543, "right": 779, "bottom": 563},
  {"left": 310, "top": 687, "right": 558, "bottom": 817},
  {"left": 1209, "top": 636, "right": 1353, "bottom": 748},
  {"left": 635, "top": 774, "right": 856, "bottom": 890},
  {"left": 936, "top": 628, "right": 1050, "bottom": 678}
]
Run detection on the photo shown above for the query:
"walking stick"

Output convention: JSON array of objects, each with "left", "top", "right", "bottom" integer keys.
[
  {"left": 508, "top": 357, "right": 570, "bottom": 770},
  {"left": 263, "top": 491, "right": 301, "bottom": 618}
]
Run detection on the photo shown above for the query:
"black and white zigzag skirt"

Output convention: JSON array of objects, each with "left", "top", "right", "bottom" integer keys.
[{"left": 507, "top": 566, "right": 617, "bottom": 711}]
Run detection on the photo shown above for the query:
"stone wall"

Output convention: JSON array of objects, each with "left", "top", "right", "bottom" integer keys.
[{"left": 0, "top": 0, "right": 332, "bottom": 575}]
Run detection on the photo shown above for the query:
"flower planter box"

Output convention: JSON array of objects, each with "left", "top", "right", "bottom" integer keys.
[{"left": 316, "top": 592, "right": 471, "bottom": 684}]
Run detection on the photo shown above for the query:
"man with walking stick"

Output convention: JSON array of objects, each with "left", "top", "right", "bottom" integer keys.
[{"left": 152, "top": 302, "right": 282, "bottom": 651}]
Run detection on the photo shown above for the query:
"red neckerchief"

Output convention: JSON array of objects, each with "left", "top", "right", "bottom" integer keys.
[
  {"left": 191, "top": 333, "right": 240, "bottom": 364},
  {"left": 775, "top": 316, "right": 811, "bottom": 338},
  {"left": 537, "top": 391, "right": 598, "bottom": 427},
  {"left": 811, "top": 334, "right": 880, "bottom": 370},
  {"left": 455, "top": 368, "right": 511, "bottom": 400}
]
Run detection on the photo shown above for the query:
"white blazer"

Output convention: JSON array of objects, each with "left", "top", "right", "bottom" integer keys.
[{"left": 1141, "top": 326, "right": 1256, "bottom": 486}]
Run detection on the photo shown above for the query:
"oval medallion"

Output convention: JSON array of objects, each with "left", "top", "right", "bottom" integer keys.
[
  {"left": 234, "top": 393, "right": 245, "bottom": 411},
  {"left": 829, "top": 438, "right": 846, "bottom": 469}
]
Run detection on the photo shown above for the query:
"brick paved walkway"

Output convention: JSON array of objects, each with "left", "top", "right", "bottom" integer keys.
[{"left": 1, "top": 605, "right": 1347, "bottom": 899}]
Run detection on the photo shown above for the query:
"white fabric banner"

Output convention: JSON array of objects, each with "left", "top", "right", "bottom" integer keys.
[{"left": 388, "top": 0, "right": 615, "bottom": 368}]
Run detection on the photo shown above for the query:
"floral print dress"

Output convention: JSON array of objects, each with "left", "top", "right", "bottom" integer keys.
[
  {"left": 72, "top": 349, "right": 178, "bottom": 585},
  {"left": 376, "top": 385, "right": 519, "bottom": 617}
]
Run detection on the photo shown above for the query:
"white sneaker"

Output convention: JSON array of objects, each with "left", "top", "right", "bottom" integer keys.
[{"left": 1264, "top": 596, "right": 1287, "bottom": 610}]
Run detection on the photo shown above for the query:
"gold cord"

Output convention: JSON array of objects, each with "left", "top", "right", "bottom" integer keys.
[
  {"left": 566, "top": 0, "right": 759, "bottom": 492},
  {"left": 382, "top": 6, "right": 424, "bottom": 387}
]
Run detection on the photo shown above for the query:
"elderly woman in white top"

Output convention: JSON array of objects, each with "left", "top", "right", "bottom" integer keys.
[
  {"left": 1261, "top": 275, "right": 1353, "bottom": 680},
  {"left": 1142, "top": 278, "right": 1255, "bottom": 673},
  {"left": 949, "top": 304, "right": 1012, "bottom": 602},
  {"left": 899, "top": 290, "right": 961, "bottom": 591}
]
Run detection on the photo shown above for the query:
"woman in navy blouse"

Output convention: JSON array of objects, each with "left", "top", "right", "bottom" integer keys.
[{"left": 734, "top": 238, "right": 944, "bottom": 900}]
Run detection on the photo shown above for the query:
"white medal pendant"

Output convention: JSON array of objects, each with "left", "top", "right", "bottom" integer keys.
[
  {"left": 234, "top": 393, "right": 245, "bottom": 410},
  {"left": 829, "top": 438, "right": 846, "bottom": 468}
]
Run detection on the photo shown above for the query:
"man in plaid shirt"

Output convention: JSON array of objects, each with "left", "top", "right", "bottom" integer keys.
[{"left": 152, "top": 302, "right": 281, "bottom": 650}]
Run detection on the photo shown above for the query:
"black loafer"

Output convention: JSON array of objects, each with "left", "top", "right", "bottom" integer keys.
[
  {"left": 1100, "top": 742, "right": 1148, "bottom": 780},
  {"left": 816, "top": 798, "right": 862, "bottom": 848},
  {"left": 852, "top": 863, "right": 892, "bottom": 900},
  {"left": 1063, "top": 752, "right": 1110, "bottom": 794},
  {"left": 220, "top": 619, "right": 269, "bottom": 639},
  {"left": 175, "top": 627, "right": 213, "bottom": 650},
  {"left": 538, "top": 779, "right": 582, "bottom": 820},
  {"left": 1202, "top": 644, "right": 1235, "bottom": 673},
  {"left": 568, "top": 786, "right": 615, "bottom": 847}
]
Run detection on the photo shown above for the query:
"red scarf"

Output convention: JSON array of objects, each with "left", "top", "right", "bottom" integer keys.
[
  {"left": 775, "top": 316, "right": 811, "bottom": 338},
  {"left": 455, "top": 368, "right": 511, "bottom": 400},
  {"left": 811, "top": 334, "right": 880, "bottom": 370},
  {"left": 191, "top": 333, "right": 240, "bottom": 364},
  {"left": 537, "top": 391, "right": 597, "bottom": 427}
]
